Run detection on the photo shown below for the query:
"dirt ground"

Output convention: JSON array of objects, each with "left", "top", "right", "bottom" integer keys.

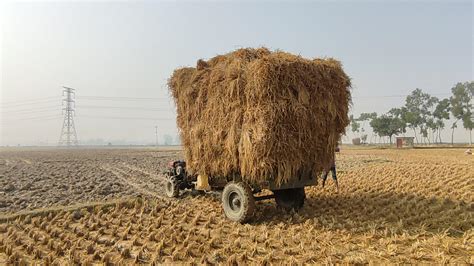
[
  {"left": 0, "top": 147, "right": 472, "bottom": 264},
  {"left": 0, "top": 148, "right": 181, "bottom": 213}
]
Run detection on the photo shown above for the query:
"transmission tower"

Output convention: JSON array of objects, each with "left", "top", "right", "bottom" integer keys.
[{"left": 58, "top": 86, "right": 78, "bottom": 146}]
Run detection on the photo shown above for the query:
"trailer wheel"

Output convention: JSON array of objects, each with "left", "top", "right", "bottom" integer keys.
[
  {"left": 222, "top": 182, "right": 255, "bottom": 223},
  {"left": 165, "top": 178, "right": 179, "bottom": 198},
  {"left": 274, "top": 187, "right": 305, "bottom": 211}
]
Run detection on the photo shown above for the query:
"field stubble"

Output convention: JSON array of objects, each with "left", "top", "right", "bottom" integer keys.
[{"left": 0, "top": 148, "right": 472, "bottom": 264}]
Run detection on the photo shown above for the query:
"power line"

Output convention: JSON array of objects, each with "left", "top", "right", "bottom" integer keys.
[
  {"left": 0, "top": 96, "right": 61, "bottom": 105},
  {"left": 352, "top": 93, "right": 451, "bottom": 99},
  {"left": 0, "top": 107, "right": 62, "bottom": 115},
  {"left": 77, "top": 96, "right": 170, "bottom": 101},
  {"left": 1, "top": 115, "right": 63, "bottom": 122},
  {"left": 77, "top": 114, "right": 174, "bottom": 121},
  {"left": 0, "top": 99, "right": 61, "bottom": 108},
  {"left": 75, "top": 105, "right": 173, "bottom": 112},
  {"left": 0, "top": 92, "right": 454, "bottom": 104},
  {"left": 0, "top": 105, "right": 62, "bottom": 112}
]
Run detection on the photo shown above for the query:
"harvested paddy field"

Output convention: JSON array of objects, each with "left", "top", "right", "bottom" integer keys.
[{"left": 1, "top": 147, "right": 473, "bottom": 264}]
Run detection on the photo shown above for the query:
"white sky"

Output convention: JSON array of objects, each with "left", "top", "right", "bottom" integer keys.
[{"left": 0, "top": 1, "right": 473, "bottom": 145}]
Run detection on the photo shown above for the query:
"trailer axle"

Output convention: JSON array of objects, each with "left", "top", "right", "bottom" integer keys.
[{"left": 254, "top": 194, "right": 275, "bottom": 201}]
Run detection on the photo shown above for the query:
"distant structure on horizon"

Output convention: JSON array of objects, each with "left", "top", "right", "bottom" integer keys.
[
  {"left": 396, "top": 137, "right": 415, "bottom": 148},
  {"left": 58, "top": 86, "right": 78, "bottom": 147}
]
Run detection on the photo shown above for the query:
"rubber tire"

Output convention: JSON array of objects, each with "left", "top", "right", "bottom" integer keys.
[
  {"left": 222, "top": 182, "right": 255, "bottom": 223},
  {"left": 274, "top": 187, "right": 306, "bottom": 211},
  {"left": 165, "top": 178, "right": 179, "bottom": 198}
]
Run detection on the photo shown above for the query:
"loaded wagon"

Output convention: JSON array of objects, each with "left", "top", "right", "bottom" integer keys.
[{"left": 166, "top": 48, "right": 351, "bottom": 223}]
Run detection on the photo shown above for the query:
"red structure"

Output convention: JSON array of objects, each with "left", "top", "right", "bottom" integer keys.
[{"left": 396, "top": 137, "right": 414, "bottom": 148}]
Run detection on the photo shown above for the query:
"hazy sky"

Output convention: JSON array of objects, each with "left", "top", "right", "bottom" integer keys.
[{"left": 1, "top": 1, "right": 473, "bottom": 145}]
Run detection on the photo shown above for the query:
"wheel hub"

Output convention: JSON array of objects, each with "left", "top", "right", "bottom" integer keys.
[
  {"left": 229, "top": 192, "right": 242, "bottom": 212},
  {"left": 232, "top": 198, "right": 241, "bottom": 207}
]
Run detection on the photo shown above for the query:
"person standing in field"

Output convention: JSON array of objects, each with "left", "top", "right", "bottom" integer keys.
[{"left": 322, "top": 146, "right": 340, "bottom": 192}]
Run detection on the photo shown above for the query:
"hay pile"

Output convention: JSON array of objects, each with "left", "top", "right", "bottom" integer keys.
[{"left": 169, "top": 48, "right": 351, "bottom": 186}]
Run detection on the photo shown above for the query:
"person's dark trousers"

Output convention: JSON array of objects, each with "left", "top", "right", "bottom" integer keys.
[{"left": 322, "top": 165, "right": 338, "bottom": 188}]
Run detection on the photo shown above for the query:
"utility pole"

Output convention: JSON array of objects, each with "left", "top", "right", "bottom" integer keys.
[
  {"left": 58, "top": 86, "right": 78, "bottom": 147},
  {"left": 155, "top": 126, "right": 158, "bottom": 146}
]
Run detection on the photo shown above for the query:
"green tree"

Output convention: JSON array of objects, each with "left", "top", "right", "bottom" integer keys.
[
  {"left": 350, "top": 115, "right": 360, "bottom": 136},
  {"left": 432, "top": 98, "right": 450, "bottom": 143},
  {"left": 404, "top": 89, "right": 424, "bottom": 143},
  {"left": 422, "top": 96, "right": 439, "bottom": 144},
  {"left": 388, "top": 108, "right": 408, "bottom": 134},
  {"left": 425, "top": 118, "right": 437, "bottom": 144},
  {"left": 404, "top": 89, "right": 438, "bottom": 144},
  {"left": 358, "top": 112, "right": 377, "bottom": 122},
  {"left": 370, "top": 114, "right": 405, "bottom": 145},
  {"left": 451, "top": 122, "right": 458, "bottom": 145},
  {"left": 359, "top": 112, "right": 377, "bottom": 143},
  {"left": 450, "top": 82, "right": 474, "bottom": 145}
]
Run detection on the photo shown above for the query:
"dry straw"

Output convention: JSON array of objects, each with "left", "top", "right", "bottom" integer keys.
[{"left": 169, "top": 47, "right": 351, "bottom": 186}]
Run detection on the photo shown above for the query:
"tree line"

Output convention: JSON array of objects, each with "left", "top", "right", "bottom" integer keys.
[{"left": 350, "top": 81, "right": 474, "bottom": 145}]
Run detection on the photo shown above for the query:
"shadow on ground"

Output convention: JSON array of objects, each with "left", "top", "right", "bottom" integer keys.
[{"left": 251, "top": 191, "right": 473, "bottom": 236}]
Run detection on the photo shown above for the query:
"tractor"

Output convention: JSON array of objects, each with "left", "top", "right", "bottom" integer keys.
[{"left": 164, "top": 160, "right": 316, "bottom": 223}]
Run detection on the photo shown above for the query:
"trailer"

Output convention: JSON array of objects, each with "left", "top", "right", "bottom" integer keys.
[
  {"left": 164, "top": 160, "right": 316, "bottom": 223},
  {"left": 166, "top": 48, "right": 351, "bottom": 223}
]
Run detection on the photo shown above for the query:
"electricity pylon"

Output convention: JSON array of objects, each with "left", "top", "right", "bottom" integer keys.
[{"left": 58, "top": 86, "right": 78, "bottom": 146}]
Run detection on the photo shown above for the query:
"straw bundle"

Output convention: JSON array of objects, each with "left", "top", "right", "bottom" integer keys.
[{"left": 169, "top": 48, "right": 351, "bottom": 186}]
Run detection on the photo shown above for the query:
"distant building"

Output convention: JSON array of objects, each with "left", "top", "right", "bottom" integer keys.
[
  {"left": 396, "top": 137, "right": 414, "bottom": 148},
  {"left": 352, "top": 137, "right": 361, "bottom": 145}
]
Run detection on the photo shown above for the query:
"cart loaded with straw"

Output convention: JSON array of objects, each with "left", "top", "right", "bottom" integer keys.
[{"left": 166, "top": 48, "right": 351, "bottom": 223}]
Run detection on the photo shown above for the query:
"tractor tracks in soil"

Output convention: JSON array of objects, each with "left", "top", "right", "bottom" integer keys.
[
  {"left": 100, "top": 164, "right": 166, "bottom": 199},
  {"left": 118, "top": 164, "right": 167, "bottom": 186}
]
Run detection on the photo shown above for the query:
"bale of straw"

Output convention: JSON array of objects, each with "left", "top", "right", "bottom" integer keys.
[{"left": 168, "top": 48, "right": 351, "bottom": 186}]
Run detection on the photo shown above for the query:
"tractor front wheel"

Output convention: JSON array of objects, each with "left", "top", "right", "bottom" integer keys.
[
  {"left": 165, "top": 177, "right": 179, "bottom": 198},
  {"left": 222, "top": 182, "right": 255, "bottom": 223}
]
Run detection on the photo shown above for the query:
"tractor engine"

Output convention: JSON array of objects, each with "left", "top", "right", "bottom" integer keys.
[{"left": 164, "top": 160, "right": 195, "bottom": 197}]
